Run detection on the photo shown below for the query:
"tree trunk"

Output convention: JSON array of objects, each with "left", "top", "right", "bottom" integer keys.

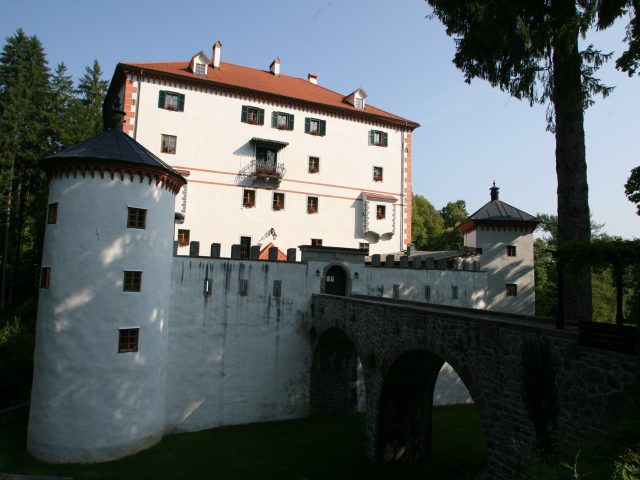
[{"left": 552, "top": 0, "right": 593, "bottom": 322}]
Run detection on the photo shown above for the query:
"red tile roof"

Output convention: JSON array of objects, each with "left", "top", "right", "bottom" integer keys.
[
  {"left": 363, "top": 192, "right": 398, "bottom": 202},
  {"left": 110, "top": 60, "right": 419, "bottom": 129}
]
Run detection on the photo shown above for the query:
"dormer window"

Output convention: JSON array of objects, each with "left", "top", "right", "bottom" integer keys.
[
  {"left": 355, "top": 97, "right": 364, "bottom": 110},
  {"left": 343, "top": 87, "right": 368, "bottom": 109},
  {"left": 194, "top": 63, "right": 206, "bottom": 75}
]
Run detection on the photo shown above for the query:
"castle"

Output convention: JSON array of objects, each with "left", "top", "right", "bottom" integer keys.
[{"left": 27, "top": 44, "right": 539, "bottom": 463}]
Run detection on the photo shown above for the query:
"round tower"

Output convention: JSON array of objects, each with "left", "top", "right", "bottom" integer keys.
[{"left": 27, "top": 124, "right": 186, "bottom": 462}]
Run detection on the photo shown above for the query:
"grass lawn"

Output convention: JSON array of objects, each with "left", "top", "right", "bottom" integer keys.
[{"left": 0, "top": 404, "right": 485, "bottom": 480}]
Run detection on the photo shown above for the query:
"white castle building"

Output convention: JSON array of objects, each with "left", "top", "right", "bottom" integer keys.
[{"left": 27, "top": 44, "right": 540, "bottom": 463}]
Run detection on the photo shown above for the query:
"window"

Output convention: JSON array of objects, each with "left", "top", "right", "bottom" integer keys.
[
  {"left": 359, "top": 243, "right": 369, "bottom": 255},
  {"left": 123, "top": 271, "right": 142, "bottom": 292},
  {"left": 373, "top": 167, "right": 383, "bottom": 182},
  {"left": 311, "top": 238, "right": 323, "bottom": 246},
  {"left": 305, "top": 117, "right": 326, "bottom": 136},
  {"left": 118, "top": 328, "right": 139, "bottom": 353},
  {"left": 241, "top": 105, "right": 265, "bottom": 125},
  {"left": 239, "top": 279, "right": 249, "bottom": 296},
  {"left": 161, "top": 134, "right": 177, "bottom": 154},
  {"left": 40, "top": 267, "right": 51, "bottom": 289},
  {"left": 425, "top": 285, "right": 431, "bottom": 302},
  {"left": 369, "top": 130, "right": 388, "bottom": 147},
  {"left": 47, "top": 203, "right": 58, "bottom": 224},
  {"left": 240, "top": 236, "right": 251, "bottom": 259},
  {"left": 393, "top": 284, "right": 400, "bottom": 299},
  {"left": 307, "top": 196, "right": 318, "bottom": 214},
  {"left": 177, "top": 229, "right": 190, "bottom": 247},
  {"left": 272, "top": 111, "right": 294, "bottom": 130},
  {"left": 507, "top": 245, "right": 517, "bottom": 257},
  {"left": 243, "top": 189, "right": 256, "bottom": 208},
  {"left": 376, "top": 205, "right": 386, "bottom": 220},
  {"left": 273, "top": 280, "right": 282, "bottom": 298},
  {"left": 506, "top": 284, "right": 518, "bottom": 296},
  {"left": 158, "top": 91, "right": 185, "bottom": 111},
  {"left": 273, "top": 192, "right": 285, "bottom": 211},
  {"left": 127, "top": 207, "right": 147, "bottom": 229},
  {"left": 308, "top": 156, "right": 320, "bottom": 174},
  {"left": 203, "top": 279, "right": 212, "bottom": 296},
  {"left": 452, "top": 285, "right": 459, "bottom": 300},
  {"left": 355, "top": 97, "right": 364, "bottom": 110},
  {"left": 194, "top": 63, "right": 206, "bottom": 75}
]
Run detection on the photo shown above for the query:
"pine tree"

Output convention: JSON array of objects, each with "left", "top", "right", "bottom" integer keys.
[
  {"left": 0, "top": 29, "right": 52, "bottom": 306},
  {"left": 76, "top": 59, "right": 108, "bottom": 137},
  {"left": 50, "top": 62, "right": 76, "bottom": 150}
]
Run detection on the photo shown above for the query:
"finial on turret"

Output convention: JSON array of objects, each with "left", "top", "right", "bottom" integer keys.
[
  {"left": 107, "top": 97, "right": 126, "bottom": 131},
  {"left": 490, "top": 181, "right": 499, "bottom": 201}
]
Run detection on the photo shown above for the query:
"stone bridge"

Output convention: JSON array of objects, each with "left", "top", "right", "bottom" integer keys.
[{"left": 309, "top": 294, "right": 640, "bottom": 479}]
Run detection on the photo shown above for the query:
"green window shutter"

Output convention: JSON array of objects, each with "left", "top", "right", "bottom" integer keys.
[
  {"left": 368, "top": 130, "right": 374, "bottom": 145},
  {"left": 158, "top": 90, "right": 166, "bottom": 109},
  {"left": 319, "top": 120, "right": 326, "bottom": 136},
  {"left": 305, "top": 118, "right": 310, "bottom": 133},
  {"left": 288, "top": 114, "right": 294, "bottom": 130},
  {"left": 382, "top": 132, "right": 388, "bottom": 147},
  {"left": 272, "top": 111, "right": 278, "bottom": 128},
  {"left": 258, "top": 108, "right": 265, "bottom": 125},
  {"left": 178, "top": 93, "right": 185, "bottom": 112},
  {"left": 241, "top": 105, "right": 248, "bottom": 123}
]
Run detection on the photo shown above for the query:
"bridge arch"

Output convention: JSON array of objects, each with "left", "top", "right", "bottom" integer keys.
[
  {"left": 376, "top": 341, "right": 488, "bottom": 464},
  {"left": 309, "top": 327, "right": 363, "bottom": 416},
  {"left": 321, "top": 263, "right": 351, "bottom": 296}
]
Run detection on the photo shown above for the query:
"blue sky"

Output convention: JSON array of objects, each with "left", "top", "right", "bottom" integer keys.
[{"left": 2, "top": 0, "right": 638, "bottom": 238}]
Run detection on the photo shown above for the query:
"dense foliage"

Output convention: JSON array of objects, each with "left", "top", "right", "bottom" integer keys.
[
  {"left": 411, "top": 194, "right": 468, "bottom": 251},
  {"left": 0, "top": 29, "right": 108, "bottom": 308},
  {"left": 425, "top": 0, "right": 639, "bottom": 323}
]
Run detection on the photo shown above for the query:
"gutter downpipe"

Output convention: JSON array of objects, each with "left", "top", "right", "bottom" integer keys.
[
  {"left": 400, "top": 126, "right": 405, "bottom": 253},
  {"left": 133, "top": 69, "right": 143, "bottom": 140}
]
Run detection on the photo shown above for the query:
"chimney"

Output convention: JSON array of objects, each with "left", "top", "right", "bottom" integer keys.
[
  {"left": 270, "top": 57, "right": 280, "bottom": 76},
  {"left": 212, "top": 41, "right": 222, "bottom": 69},
  {"left": 308, "top": 72, "right": 318, "bottom": 85},
  {"left": 490, "top": 181, "right": 500, "bottom": 201}
]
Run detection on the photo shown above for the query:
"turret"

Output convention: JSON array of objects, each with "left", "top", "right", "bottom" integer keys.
[
  {"left": 27, "top": 121, "right": 186, "bottom": 462},
  {"left": 458, "top": 183, "right": 540, "bottom": 314}
]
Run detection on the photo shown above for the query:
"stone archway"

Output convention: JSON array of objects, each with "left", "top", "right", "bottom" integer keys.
[
  {"left": 310, "top": 328, "right": 359, "bottom": 416},
  {"left": 324, "top": 265, "right": 348, "bottom": 296}
]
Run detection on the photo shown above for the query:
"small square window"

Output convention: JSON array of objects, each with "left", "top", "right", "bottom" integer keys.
[
  {"left": 240, "top": 236, "right": 251, "bottom": 259},
  {"left": 277, "top": 113, "right": 289, "bottom": 129},
  {"left": 310, "top": 119, "right": 319, "bottom": 133},
  {"left": 425, "top": 285, "right": 431, "bottom": 302},
  {"left": 376, "top": 205, "right": 386, "bottom": 220},
  {"left": 177, "top": 229, "right": 190, "bottom": 247},
  {"left": 507, "top": 245, "right": 517, "bottom": 257},
  {"left": 123, "top": 271, "right": 142, "bottom": 292},
  {"left": 359, "top": 243, "right": 369, "bottom": 255},
  {"left": 373, "top": 167, "right": 383, "bottom": 182},
  {"left": 239, "top": 279, "right": 249, "bottom": 296},
  {"left": 307, "top": 196, "right": 318, "bottom": 214},
  {"left": 118, "top": 328, "right": 139, "bottom": 353},
  {"left": 393, "top": 284, "right": 400, "bottom": 299},
  {"left": 273, "top": 192, "right": 285, "bottom": 211},
  {"left": 127, "top": 207, "right": 147, "bottom": 229},
  {"left": 452, "top": 285, "right": 459, "bottom": 300},
  {"left": 311, "top": 238, "right": 323, "bottom": 246},
  {"left": 40, "top": 267, "right": 51, "bottom": 289},
  {"left": 246, "top": 107, "right": 260, "bottom": 124},
  {"left": 308, "top": 156, "right": 320, "bottom": 174},
  {"left": 305, "top": 118, "right": 326, "bottom": 136},
  {"left": 243, "top": 189, "right": 256, "bottom": 208},
  {"left": 369, "top": 130, "right": 388, "bottom": 147},
  {"left": 194, "top": 63, "right": 206, "bottom": 76},
  {"left": 161, "top": 134, "right": 177, "bottom": 154},
  {"left": 273, "top": 280, "right": 282, "bottom": 298},
  {"left": 160, "top": 91, "right": 184, "bottom": 111},
  {"left": 506, "top": 284, "right": 518, "bottom": 296},
  {"left": 47, "top": 203, "right": 58, "bottom": 224}
]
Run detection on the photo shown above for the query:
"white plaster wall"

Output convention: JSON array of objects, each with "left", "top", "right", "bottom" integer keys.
[
  {"left": 474, "top": 226, "right": 536, "bottom": 315},
  {"left": 28, "top": 174, "right": 176, "bottom": 462},
  {"left": 131, "top": 76, "right": 409, "bottom": 257},
  {"left": 165, "top": 258, "right": 315, "bottom": 432}
]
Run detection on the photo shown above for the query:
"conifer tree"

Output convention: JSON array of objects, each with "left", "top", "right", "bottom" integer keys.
[
  {"left": 76, "top": 59, "right": 109, "bottom": 137},
  {"left": 50, "top": 62, "right": 77, "bottom": 150}
]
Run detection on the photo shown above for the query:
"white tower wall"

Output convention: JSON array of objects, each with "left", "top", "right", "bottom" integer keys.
[{"left": 28, "top": 173, "right": 176, "bottom": 462}]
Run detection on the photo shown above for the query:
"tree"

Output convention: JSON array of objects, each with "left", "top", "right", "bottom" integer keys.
[
  {"left": 50, "top": 62, "right": 77, "bottom": 150},
  {"left": 625, "top": 166, "right": 640, "bottom": 215},
  {"left": 76, "top": 59, "right": 108, "bottom": 138},
  {"left": 425, "top": 0, "right": 638, "bottom": 322},
  {"left": 412, "top": 194, "right": 444, "bottom": 250},
  {"left": 0, "top": 29, "right": 52, "bottom": 307}
]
